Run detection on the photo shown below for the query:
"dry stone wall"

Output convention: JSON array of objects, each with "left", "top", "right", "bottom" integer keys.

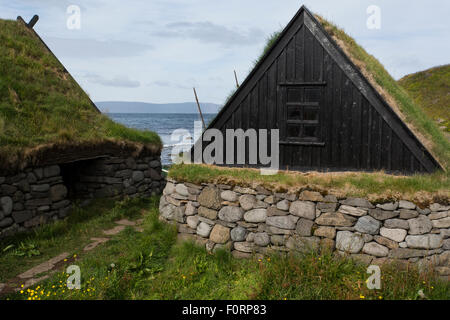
[
  {"left": 0, "top": 156, "right": 164, "bottom": 238},
  {"left": 160, "top": 179, "right": 449, "bottom": 278}
]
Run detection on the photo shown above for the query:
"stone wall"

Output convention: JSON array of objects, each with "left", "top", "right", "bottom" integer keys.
[
  {"left": 160, "top": 179, "right": 449, "bottom": 278},
  {"left": 0, "top": 156, "right": 164, "bottom": 238}
]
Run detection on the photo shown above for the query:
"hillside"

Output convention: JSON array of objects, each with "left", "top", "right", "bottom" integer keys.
[
  {"left": 96, "top": 101, "right": 221, "bottom": 114},
  {"left": 398, "top": 65, "right": 450, "bottom": 133},
  {"left": 0, "top": 19, "right": 161, "bottom": 171}
]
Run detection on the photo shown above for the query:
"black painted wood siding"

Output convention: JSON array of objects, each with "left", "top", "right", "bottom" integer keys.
[{"left": 197, "top": 8, "right": 440, "bottom": 174}]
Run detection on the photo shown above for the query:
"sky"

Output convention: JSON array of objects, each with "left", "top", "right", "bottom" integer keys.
[{"left": 0, "top": 0, "right": 449, "bottom": 105}]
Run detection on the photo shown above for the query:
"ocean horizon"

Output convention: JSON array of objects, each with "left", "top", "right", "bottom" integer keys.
[{"left": 107, "top": 113, "right": 217, "bottom": 165}]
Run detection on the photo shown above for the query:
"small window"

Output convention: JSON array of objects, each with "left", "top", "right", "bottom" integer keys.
[{"left": 285, "top": 87, "right": 322, "bottom": 143}]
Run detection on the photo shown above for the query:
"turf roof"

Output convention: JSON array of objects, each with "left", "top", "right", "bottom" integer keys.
[
  {"left": 221, "top": 6, "right": 449, "bottom": 172},
  {"left": 0, "top": 18, "right": 161, "bottom": 173}
]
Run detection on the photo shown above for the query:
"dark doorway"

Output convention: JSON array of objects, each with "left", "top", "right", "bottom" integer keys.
[{"left": 59, "top": 159, "right": 95, "bottom": 200}]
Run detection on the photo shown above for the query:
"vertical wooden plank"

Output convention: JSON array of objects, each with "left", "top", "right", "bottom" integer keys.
[
  {"left": 259, "top": 74, "right": 268, "bottom": 130},
  {"left": 322, "top": 52, "right": 333, "bottom": 167},
  {"left": 304, "top": 27, "right": 313, "bottom": 82},
  {"left": 370, "top": 108, "right": 379, "bottom": 170},
  {"left": 277, "top": 51, "right": 286, "bottom": 166},
  {"left": 313, "top": 36, "right": 323, "bottom": 82},
  {"left": 378, "top": 113, "right": 383, "bottom": 169},
  {"left": 267, "top": 62, "right": 277, "bottom": 130},
  {"left": 250, "top": 84, "right": 258, "bottom": 130},
  {"left": 341, "top": 76, "right": 352, "bottom": 169},
  {"left": 360, "top": 97, "right": 369, "bottom": 170},
  {"left": 383, "top": 121, "right": 392, "bottom": 171},
  {"left": 295, "top": 26, "right": 305, "bottom": 82},
  {"left": 391, "top": 134, "right": 403, "bottom": 173},
  {"left": 286, "top": 38, "right": 295, "bottom": 82},
  {"left": 332, "top": 64, "right": 341, "bottom": 168},
  {"left": 351, "top": 87, "right": 362, "bottom": 169}
]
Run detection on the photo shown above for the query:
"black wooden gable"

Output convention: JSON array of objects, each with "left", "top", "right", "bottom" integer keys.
[{"left": 193, "top": 5, "right": 442, "bottom": 174}]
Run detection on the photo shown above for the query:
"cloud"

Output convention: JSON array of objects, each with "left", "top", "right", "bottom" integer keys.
[
  {"left": 154, "top": 21, "right": 265, "bottom": 46},
  {"left": 45, "top": 37, "right": 153, "bottom": 59},
  {"left": 84, "top": 73, "right": 140, "bottom": 88}
]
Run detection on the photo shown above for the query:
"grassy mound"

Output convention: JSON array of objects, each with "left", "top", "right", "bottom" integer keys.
[
  {"left": 0, "top": 19, "right": 161, "bottom": 166},
  {"left": 398, "top": 65, "right": 450, "bottom": 132}
]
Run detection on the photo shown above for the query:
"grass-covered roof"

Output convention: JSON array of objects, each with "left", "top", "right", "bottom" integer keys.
[{"left": 0, "top": 19, "right": 161, "bottom": 173}]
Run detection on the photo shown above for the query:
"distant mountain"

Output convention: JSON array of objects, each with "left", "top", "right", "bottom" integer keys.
[{"left": 95, "top": 101, "right": 221, "bottom": 114}]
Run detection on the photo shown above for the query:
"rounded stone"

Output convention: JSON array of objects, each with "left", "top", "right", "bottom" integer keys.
[
  {"left": 0, "top": 197, "right": 13, "bottom": 216},
  {"left": 266, "top": 215, "right": 299, "bottom": 230},
  {"left": 243, "top": 209, "right": 267, "bottom": 223},
  {"left": 380, "top": 227, "right": 407, "bottom": 242},
  {"left": 0, "top": 217, "right": 14, "bottom": 228},
  {"left": 289, "top": 201, "right": 316, "bottom": 220},
  {"left": 239, "top": 194, "right": 256, "bottom": 211},
  {"left": 314, "top": 226, "right": 336, "bottom": 239},
  {"left": 276, "top": 199, "right": 290, "bottom": 211},
  {"left": 221, "top": 191, "right": 238, "bottom": 202},
  {"left": 218, "top": 206, "right": 244, "bottom": 222},
  {"left": 362, "top": 242, "right": 389, "bottom": 257},
  {"left": 198, "top": 187, "right": 222, "bottom": 210},
  {"left": 43, "top": 165, "right": 60, "bottom": 178},
  {"left": 405, "top": 234, "right": 443, "bottom": 249},
  {"left": 187, "top": 216, "right": 199, "bottom": 229},
  {"left": 399, "top": 200, "right": 416, "bottom": 210},
  {"left": 384, "top": 218, "right": 409, "bottom": 230},
  {"left": 49, "top": 185, "right": 68, "bottom": 202},
  {"left": 175, "top": 184, "right": 189, "bottom": 197},
  {"left": 408, "top": 216, "right": 432, "bottom": 235},
  {"left": 354, "top": 215, "right": 381, "bottom": 235},
  {"left": 198, "top": 206, "right": 218, "bottom": 220},
  {"left": 336, "top": 231, "right": 364, "bottom": 253},
  {"left": 132, "top": 171, "right": 145, "bottom": 182},
  {"left": 254, "top": 233, "right": 270, "bottom": 247},
  {"left": 231, "top": 226, "right": 248, "bottom": 242},
  {"left": 210, "top": 225, "right": 230, "bottom": 244},
  {"left": 196, "top": 222, "right": 212, "bottom": 238}
]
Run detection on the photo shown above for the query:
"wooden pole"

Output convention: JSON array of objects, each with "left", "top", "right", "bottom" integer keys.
[
  {"left": 234, "top": 70, "right": 240, "bottom": 88},
  {"left": 193, "top": 87, "right": 206, "bottom": 130}
]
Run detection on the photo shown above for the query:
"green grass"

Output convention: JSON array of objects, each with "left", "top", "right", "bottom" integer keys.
[
  {"left": 1, "top": 197, "right": 448, "bottom": 300},
  {"left": 0, "top": 19, "right": 161, "bottom": 163},
  {"left": 168, "top": 163, "right": 450, "bottom": 203},
  {"left": 398, "top": 65, "right": 450, "bottom": 132}
]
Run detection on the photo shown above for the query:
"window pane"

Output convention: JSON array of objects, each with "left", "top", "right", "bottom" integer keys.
[
  {"left": 304, "top": 88, "right": 320, "bottom": 102},
  {"left": 287, "top": 107, "right": 302, "bottom": 120},
  {"left": 303, "top": 107, "right": 319, "bottom": 121},
  {"left": 302, "top": 125, "right": 319, "bottom": 139},
  {"left": 287, "top": 88, "right": 302, "bottom": 103},
  {"left": 287, "top": 124, "right": 301, "bottom": 138}
]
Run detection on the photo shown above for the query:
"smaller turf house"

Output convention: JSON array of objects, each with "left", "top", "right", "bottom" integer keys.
[
  {"left": 0, "top": 17, "right": 164, "bottom": 238},
  {"left": 192, "top": 6, "right": 445, "bottom": 175}
]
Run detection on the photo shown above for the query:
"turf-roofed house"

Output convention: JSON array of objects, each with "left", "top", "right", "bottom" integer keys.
[
  {"left": 160, "top": 6, "right": 449, "bottom": 274},
  {"left": 192, "top": 6, "right": 445, "bottom": 174},
  {"left": 0, "top": 16, "right": 165, "bottom": 238}
]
